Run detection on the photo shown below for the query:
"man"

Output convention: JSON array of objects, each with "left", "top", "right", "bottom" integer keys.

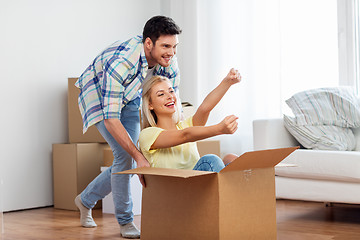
[{"left": 74, "top": 16, "right": 182, "bottom": 239}]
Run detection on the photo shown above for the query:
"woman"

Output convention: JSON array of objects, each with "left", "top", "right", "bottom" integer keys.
[{"left": 139, "top": 68, "right": 241, "bottom": 172}]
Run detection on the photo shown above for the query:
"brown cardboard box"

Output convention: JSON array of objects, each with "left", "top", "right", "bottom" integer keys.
[
  {"left": 117, "top": 147, "right": 298, "bottom": 240},
  {"left": 102, "top": 140, "right": 220, "bottom": 167},
  {"left": 197, "top": 140, "right": 220, "bottom": 157},
  {"left": 52, "top": 143, "right": 108, "bottom": 210},
  {"left": 68, "top": 78, "right": 106, "bottom": 143},
  {"left": 103, "top": 147, "right": 113, "bottom": 167},
  {"left": 181, "top": 102, "right": 196, "bottom": 119}
]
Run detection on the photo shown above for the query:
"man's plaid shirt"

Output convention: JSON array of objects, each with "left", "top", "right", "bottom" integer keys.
[{"left": 75, "top": 35, "right": 180, "bottom": 133}]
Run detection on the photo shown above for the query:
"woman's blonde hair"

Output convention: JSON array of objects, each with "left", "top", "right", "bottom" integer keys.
[{"left": 141, "top": 75, "right": 182, "bottom": 129}]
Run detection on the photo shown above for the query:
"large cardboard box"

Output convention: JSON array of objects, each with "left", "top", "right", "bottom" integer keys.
[
  {"left": 117, "top": 147, "right": 297, "bottom": 240},
  {"left": 52, "top": 143, "right": 108, "bottom": 210},
  {"left": 68, "top": 78, "right": 106, "bottom": 143},
  {"left": 103, "top": 147, "right": 114, "bottom": 167}
]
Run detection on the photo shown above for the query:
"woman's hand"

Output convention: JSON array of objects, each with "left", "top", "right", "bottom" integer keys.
[
  {"left": 218, "top": 115, "right": 239, "bottom": 134},
  {"left": 223, "top": 68, "right": 241, "bottom": 86}
]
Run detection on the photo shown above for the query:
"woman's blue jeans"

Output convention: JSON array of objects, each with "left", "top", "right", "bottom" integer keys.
[
  {"left": 192, "top": 154, "right": 225, "bottom": 172},
  {"left": 80, "top": 97, "right": 141, "bottom": 226}
]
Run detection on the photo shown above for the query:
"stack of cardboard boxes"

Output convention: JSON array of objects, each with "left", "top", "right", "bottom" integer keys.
[
  {"left": 52, "top": 78, "right": 108, "bottom": 210},
  {"left": 52, "top": 78, "right": 222, "bottom": 212}
]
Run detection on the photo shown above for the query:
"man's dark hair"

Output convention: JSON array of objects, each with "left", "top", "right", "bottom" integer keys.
[{"left": 142, "top": 15, "right": 182, "bottom": 44}]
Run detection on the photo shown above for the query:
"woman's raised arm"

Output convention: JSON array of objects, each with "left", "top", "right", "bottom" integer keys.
[{"left": 192, "top": 68, "right": 241, "bottom": 126}]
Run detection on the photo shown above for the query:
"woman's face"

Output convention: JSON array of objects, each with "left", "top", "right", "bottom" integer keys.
[{"left": 149, "top": 80, "right": 177, "bottom": 116}]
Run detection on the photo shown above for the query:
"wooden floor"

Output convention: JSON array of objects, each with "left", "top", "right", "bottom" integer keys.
[{"left": 2, "top": 200, "right": 360, "bottom": 239}]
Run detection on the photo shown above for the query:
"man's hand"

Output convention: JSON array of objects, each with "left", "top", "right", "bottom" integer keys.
[
  {"left": 104, "top": 119, "right": 151, "bottom": 187},
  {"left": 134, "top": 154, "right": 150, "bottom": 188}
]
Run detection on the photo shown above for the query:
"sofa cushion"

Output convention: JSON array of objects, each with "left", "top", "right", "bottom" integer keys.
[
  {"left": 285, "top": 87, "right": 360, "bottom": 128},
  {"left": 276, "top": 149, "right": 360, "bottom": 182},
  {"left": 283, "top": 115, "right": 356, "bottom": 151},
  {"left": 275, "top": 176, "right": 360, "bottom": 204}
]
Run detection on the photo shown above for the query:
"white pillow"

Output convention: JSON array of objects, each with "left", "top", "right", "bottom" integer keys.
[
  {"left": 283, "top": 115, "right": 356, "bottom": 151},
  {"left": 286, "top": 87, "right": 360, "bottom": 128}
]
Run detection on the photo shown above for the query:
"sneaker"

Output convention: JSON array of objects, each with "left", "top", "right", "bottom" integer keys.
[{"left": 74, "top": 194, "right": 97, "bottom": 228}]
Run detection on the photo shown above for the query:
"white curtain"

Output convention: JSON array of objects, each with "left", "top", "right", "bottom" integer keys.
[
  {"left": 196, "top": 0, "right": 339, "bottom": 155},
  {"left": 166, "top": 0, "right": 339, "bottom": 155},
  {"left": 195, "top": 0, "right": 282, "bottom": 155}
]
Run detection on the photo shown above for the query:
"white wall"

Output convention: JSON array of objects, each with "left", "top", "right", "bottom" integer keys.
[
  {"left": 0, "top": 0, "right": 161, "bottom": 211},
  {"left": 160, "top": 0, "right": 199, "bottom": 105}
]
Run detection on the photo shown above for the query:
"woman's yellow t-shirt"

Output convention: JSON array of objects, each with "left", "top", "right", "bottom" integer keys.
[{"left": 138, "top": 117, "right": 200, "bottom": 169}]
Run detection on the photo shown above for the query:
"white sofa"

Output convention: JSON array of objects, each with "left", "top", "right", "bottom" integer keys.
[{"left": 253, "top": 118, "right": 360, "bottom": 204}]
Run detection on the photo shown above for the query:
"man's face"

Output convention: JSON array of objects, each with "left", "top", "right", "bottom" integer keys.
[{"left": 145, "top": 35, "right": 179, "bottom": 68}]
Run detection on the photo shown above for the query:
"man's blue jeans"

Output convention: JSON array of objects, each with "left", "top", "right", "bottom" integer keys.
[
  {"left": 193, "top": 154, "right": 225, "bottom": 172},
  {"left": 80, "top": 97, "right": 141, "bottom": 226}
]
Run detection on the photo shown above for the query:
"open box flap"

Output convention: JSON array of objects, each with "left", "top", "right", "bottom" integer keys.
[
  {"left": 115, "top": 167, "right": 215, "bottom": 178},
  {"left": 220, "top": 147, "right": 298, "bottom": 173}
]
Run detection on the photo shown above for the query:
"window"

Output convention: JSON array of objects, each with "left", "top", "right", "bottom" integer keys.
[
  {"left": 354, "top": 0, "right": 360, "bottom": 94},
  {"left": 337, "top": 0, "right": 360, "bottom": 95}
]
